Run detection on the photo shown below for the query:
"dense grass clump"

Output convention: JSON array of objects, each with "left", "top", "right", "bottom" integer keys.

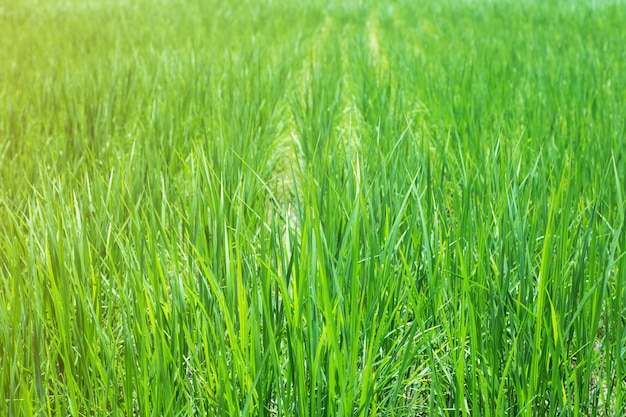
[{"left": 1, "top": 0, "right": 626, "bottom": 415}]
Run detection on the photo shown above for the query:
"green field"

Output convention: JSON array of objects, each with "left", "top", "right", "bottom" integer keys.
[{"left": 1, "top": 0, "right": 626, "bottom": 415}]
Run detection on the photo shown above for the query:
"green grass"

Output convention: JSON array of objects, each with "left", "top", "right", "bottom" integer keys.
[{"left": 1, "top": 0, "right": 626, "bottom": 415}]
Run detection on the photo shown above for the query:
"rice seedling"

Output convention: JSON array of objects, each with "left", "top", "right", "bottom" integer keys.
[{"left": 1, "top": 0, "right": 625, "bottom": 415}]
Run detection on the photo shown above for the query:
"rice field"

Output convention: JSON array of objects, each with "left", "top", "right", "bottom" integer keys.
[{"left": 1, "top": 0, "right": 626, "bottom": 415}]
